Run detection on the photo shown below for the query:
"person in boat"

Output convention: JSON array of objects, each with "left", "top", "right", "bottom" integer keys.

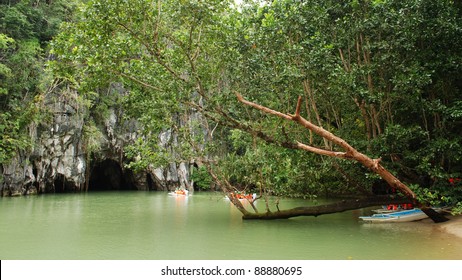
[{"left": 386, "top": 203, "right": 413, "bottom": 211}]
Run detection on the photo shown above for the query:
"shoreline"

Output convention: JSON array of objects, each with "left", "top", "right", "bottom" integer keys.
[{"left": 435, "top": 214, "right": 462, "bottom": 239}]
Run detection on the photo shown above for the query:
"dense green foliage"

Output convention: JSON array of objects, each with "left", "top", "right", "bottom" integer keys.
[
  {"left": 4, "top": 0, "right": 461, "bottom": 210},
  {"left": 229, "top": 0, "right": 462, "bottom": 205},
  {"left": 0, "top": 0, "right": 77, "bottom": 163}
]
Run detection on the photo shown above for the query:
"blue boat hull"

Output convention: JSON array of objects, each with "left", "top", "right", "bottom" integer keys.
[{"left": 359, "top": 208, "right": 428, "bottom": 223}]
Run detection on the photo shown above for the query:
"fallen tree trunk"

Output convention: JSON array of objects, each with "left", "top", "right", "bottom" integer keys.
[{"left": 242, "top": 196, "right": 411, "bottom": 220}]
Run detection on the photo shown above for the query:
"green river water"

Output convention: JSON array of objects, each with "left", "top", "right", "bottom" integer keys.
[{"left": 0, "top": 191, "right": 461, "bottom": 260}]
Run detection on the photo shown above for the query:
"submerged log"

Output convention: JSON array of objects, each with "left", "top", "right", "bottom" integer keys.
[{"left": 241, "top": 196, "right": 411, "bottom": 220}]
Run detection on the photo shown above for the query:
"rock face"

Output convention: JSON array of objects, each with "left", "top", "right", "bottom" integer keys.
[
  {"left": 1, "top": 91, "right": 86, "bottom": 196},
  {"left": 0, "top": 88, "right": 198, "bottom": 196}
]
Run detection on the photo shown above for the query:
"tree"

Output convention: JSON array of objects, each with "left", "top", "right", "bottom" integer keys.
[
  {"left": 228, "top": 0, "right": 460, "bottom": 220},
  {"left": 49, "top": 0, "right": 462, "bottom": 220},
  {"left": 0, "top": 0, "right": 78, "bottom": 165}
]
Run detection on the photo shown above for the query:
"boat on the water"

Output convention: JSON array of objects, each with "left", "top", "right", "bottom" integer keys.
[
  {"left": 225, "top": 192, "right": 256, "bottom": 202},
  {"left": 359, "top": 208, "right": 428, "bottom": 223},
  {"left": 168, "top": 189, "right": 189, "bottom": 196}
]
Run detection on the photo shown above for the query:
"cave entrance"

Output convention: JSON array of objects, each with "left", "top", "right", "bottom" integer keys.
[
  {"left": 88, "top": 159, "right": 136, "bottom": 191},
  {"left": 53, "top": 174, "right": 77, "bottom": 193}
]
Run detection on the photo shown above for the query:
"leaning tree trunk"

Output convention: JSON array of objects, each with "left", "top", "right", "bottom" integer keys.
[
  {"left": 237, "top": 94, "right": 415, "bottom": 199},
  {"left": 235, "top": 93, "right": 448, "bottom": 222}
]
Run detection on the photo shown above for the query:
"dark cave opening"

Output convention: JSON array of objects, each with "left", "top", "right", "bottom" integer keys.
[
  {"left": 88, "top": 159, "right": 136, "bottom": 191},
  {"left": 146, "top": 172, "right": 154, "bottom": 190},
  {"left": 53, "top": 174, "right": 77, "bottom": 193}
]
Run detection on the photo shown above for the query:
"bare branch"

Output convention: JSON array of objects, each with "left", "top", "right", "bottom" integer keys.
[
  {"left": 293, "top": 96, "right": 303, "bottom": 119},
  {"left": 235, "top": 92, "right": 292, "bottom": 121},
  {"left": 295, "top": 142, "right": 350, "bottom": 159},
  {"left": 236, "top": 92, "right": 356, "bottom": 151}
]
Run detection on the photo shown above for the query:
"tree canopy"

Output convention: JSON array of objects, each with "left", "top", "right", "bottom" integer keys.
[{"left": 4, "top": 0, "right": 462, "bottom": 216}]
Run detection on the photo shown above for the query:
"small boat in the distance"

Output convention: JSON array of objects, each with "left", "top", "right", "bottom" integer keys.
[
  {"left": 225, "top": 192, "right": 256, "bottom": 202},
  {"left": 168, "top": 189, "right": 189, "bottom": 196}
]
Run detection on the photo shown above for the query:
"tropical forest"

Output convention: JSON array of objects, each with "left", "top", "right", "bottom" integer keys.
[{"left": 1, "top": 0, "right": 462, "bottom": 260}]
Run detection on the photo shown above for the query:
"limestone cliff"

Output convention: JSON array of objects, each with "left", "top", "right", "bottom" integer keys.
[{"left": 0, "top": 87, "right": 198, "bottom": 196}]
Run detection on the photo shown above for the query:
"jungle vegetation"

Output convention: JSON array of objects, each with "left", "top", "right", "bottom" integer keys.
[{"left": 2, "top": 0, "right": 462, "bottom": 218}]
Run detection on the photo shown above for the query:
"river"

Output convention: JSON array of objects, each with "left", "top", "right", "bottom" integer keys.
[{"left": 0, "top": 191, "right": 461, "bottom": 259}]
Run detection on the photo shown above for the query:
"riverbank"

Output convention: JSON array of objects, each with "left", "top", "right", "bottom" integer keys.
[{"left": 437, "top": 214, "right": 462, "bottom": 239}]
